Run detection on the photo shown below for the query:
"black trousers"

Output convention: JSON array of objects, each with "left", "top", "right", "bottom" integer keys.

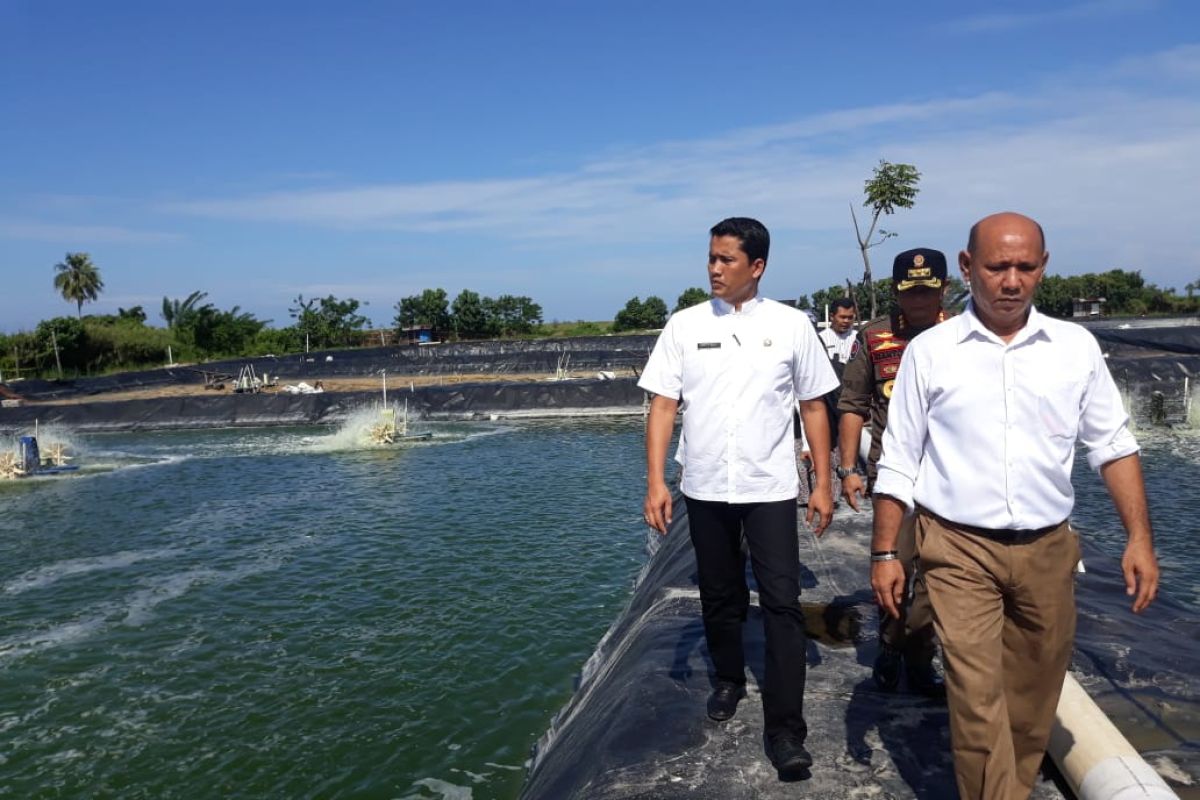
[{"left": 684, "top": 495, "right": 808, "bottom": 740}]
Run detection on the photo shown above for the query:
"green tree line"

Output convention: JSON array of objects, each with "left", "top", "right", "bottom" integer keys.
[
  {"left": 7, "top": 251, "right": 1196, "bottom": 382},
  {"left": 1033, "top": 270, "right": 1200, "bottom": 317},
  {"left": 0, "top": 254, "right": 557, "bottom": 381},
  {"left": 611, "top": 287, "right": 711, "bottom": 332},
  {"left": 797, "top": 276, "right": 970, "bottom": 318},
  {"left": 798, "top": 269, "right": 1200, "bottom": 319},
  {"left": 393, "top": 289, "right": 544, "bottom": 339}
]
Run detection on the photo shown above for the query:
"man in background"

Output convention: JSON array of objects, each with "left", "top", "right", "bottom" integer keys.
[
  {"left": 640, "top": 217, "right": 839, "bottom": 776},
  {"left": 838, "top": 248, "right": 950, "bottom": 696},
  {"left": 818, "top": 297, "right": 858, "bottom": 366},
  {"left": 799, "top": 299, "right": 857, "bottom": 493}
]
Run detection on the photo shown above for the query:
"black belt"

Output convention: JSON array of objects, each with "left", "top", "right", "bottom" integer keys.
[{"left": 916, "top": 506, "right": 1066, "bottom": 543}]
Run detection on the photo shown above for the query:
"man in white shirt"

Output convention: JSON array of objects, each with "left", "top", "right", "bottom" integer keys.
[
  {"left": 818, "top": 297, "right": 858, "bottom": 366},
  {"left": 870, "top": 212, "right": 1160, "bottom": 800},
  {"left": 640, "top": 217, "right": 839, "bottom": 776},
  {"left": 805, "top": 296, "right": 857, "bottom": 475}
]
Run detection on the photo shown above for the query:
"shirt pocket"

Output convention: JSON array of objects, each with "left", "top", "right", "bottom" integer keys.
[
  {"left": 681, "top": 340, "right": 731, "bottom": 388},
  {"left": 1036, "top": 379, "right": 1085, "bottom": 440},
  {"left": 752, "top": 340, "right": 795, "bottom": 398}
]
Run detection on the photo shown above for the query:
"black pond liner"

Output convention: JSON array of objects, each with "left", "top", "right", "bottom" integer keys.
[{"left": 519, "top": 496, "right": 1200, "bottom": 799}]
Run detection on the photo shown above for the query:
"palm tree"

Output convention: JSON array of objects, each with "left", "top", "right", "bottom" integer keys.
[
  {"left": 161, "top": 291, "right": 209, "bottom": 329},
  {"left": 53, "top": 252, "right": 104, "bottom": 317}
]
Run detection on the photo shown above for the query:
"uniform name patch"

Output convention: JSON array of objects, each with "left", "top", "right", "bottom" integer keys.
[{"left": 697, "top": 342, "right": 722, "bottom": 349}]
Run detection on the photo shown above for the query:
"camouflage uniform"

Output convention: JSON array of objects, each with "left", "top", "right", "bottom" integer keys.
[{"left": 837, "top": 309, "right": 948, "bottom": 665}]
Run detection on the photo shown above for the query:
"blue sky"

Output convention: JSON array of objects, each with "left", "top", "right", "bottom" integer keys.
[{"left": 2, "top": 0, "right": 1198, "bottom": 332}]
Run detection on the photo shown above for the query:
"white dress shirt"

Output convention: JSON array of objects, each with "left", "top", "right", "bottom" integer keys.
[
  {"left": 874, "top": 302, "right": 1138, "bottom": 530},
  {"left": 639, "top": 296, "right": 839, "bottom": 503},
  {"left": 819, "top": 325, "right": 857, "bottom": 365}
]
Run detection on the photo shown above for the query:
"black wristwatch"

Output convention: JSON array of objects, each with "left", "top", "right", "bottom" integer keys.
[{"left": 835, "top": 465, "right": 863, "bottom": 479}]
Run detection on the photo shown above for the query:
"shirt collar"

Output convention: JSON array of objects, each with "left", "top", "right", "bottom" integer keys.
[
  {"left": 957, "top": 300, "right": 1052, "bottom": 345},
  {"left": 713, "top": 295, "right": 762, "bottom": 316}
]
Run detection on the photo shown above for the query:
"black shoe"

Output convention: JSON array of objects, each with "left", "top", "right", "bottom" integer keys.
[
  {"left": 873, "top": 646, "right": 902, "bottom": 692},
  {"left": 906, "top": 660, "right": 947, "bottom": 699},
  {"left": 768, "top": 731, "right": 813, "bottom": 773},
  {"left": 707, "top": 682, "right": 746, "bottom": 721}
]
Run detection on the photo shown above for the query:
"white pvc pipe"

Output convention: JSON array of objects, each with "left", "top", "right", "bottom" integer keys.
[{"left": 1048, "top": 673, "right": 1178, "bottom": 799}]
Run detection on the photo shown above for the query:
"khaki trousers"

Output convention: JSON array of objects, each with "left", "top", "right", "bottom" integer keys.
[
  {"left": 915, "top": 511, "right": 1079, "bottom": 800},
  {"left": 878, "top": 514, "right": 938, "bottom": 664}
]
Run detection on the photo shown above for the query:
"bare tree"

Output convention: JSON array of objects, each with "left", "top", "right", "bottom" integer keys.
[{"left": 851, "top": 160, "right": 921, "bottom": 318}]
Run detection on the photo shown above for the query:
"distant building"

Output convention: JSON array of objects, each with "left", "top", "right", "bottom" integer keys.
[
  {"left": 1072, "top": 297, "right": 1106, "bottom": 318},
  {"left": 400, "top": 325, "right": 436, "bottom": 344}
]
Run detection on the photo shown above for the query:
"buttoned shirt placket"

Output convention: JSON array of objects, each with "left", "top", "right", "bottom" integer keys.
[
  {"left": 1002, "top": 342, "right": 1017, "bottom": 522},
  {"left": 995, "top": 322, "right": 1043, "bottom": 528},
  {"left": 726, "top": 308, "right": 745, "bottom": 500}
]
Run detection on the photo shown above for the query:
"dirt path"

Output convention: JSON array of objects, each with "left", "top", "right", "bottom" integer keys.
[{"left": 32, "top": 372, "right": 617, "bottom": 406}]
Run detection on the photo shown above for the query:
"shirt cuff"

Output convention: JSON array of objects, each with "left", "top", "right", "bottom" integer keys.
[
  {"left": 636, "top": 376, "right": 679, "bottom": 399},
  {"left": 872, "top": 465, "right": 916, "bottom": 511},
  {"left": 796, "top": 375, "right": 840, "bottom": 402},
  {"left": 1085, "top": 433, "right": 1140, "bottom": 472}
]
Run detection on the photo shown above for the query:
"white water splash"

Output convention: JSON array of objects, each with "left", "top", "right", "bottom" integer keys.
[
  {"left": 3, "top": 547, "right": 183, "bottom": 595},
  {"left": 1187, "top": 380, "right": 1199, "bottom": 430},
  {"left": 22, "top": 422, "right": 86, "bottom": 459},
  {"left": 306, "top": 405, "right": 402, "bottom": 453}
]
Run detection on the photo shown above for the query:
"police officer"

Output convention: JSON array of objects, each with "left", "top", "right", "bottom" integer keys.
[{"left": 837, "top": 248, "right": 950, "bottom": 696}]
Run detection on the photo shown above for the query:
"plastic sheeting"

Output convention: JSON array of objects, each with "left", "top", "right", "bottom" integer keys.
[
  {"left": 2, "top": 327, "right": 1196, "bottom": 429},
  {"left": 0, "top": 378, "right": 645, "bottom": 433},
  {"left": 4, "top": 335, "right": 658, "bottom": 401},
  {"left": 519, "top": 496, "right": 1199, "bottom": 799},
  {"left": 1086, "top": 318, "right": 1200, "bottom": 357}
]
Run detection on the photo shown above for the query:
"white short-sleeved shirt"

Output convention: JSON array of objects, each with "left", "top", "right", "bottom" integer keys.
[
  {"left": 638, "top": 296, "right": 839, "bottom": 503},
  {"left": 819, "top": 326, "right": 857, "bottom": 365},
  {"left": 874, "top": 302, "right": 1138, "bottom": 529}
]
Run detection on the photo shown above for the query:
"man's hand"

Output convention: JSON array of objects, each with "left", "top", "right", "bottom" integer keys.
[
  {"left": 1099, "top": 454, "right": 1159, "bottom": 614},
  {"left": 871, "top": 560, "right": 905, "bottom": 619},
  {"left": 1122, "top": 538, "right": 1159, "bottom": 613},
  {"left": 841, "top": 472, "right": 866, "bottom": 512},
  {"left": 643, "top": 394, "right": 679, "bottom": 536},
  {"left": 806, "top": 482, "right": 834, "bottom": 536},
  {"left": 643, "top": 482, "right": 673, "bottom": 535}
]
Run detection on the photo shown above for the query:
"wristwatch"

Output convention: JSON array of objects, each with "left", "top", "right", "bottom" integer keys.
[{"left": 835, "top": 465, "right": 863, "bottom": 479}]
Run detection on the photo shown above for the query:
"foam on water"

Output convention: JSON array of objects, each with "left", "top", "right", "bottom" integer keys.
[
  {"left": 0, "top": 525, "right": 320, "bottom": 664},
  {"left": 0, "top": 614, "right": 111, "bottom": 662},
  {"left": 406, "top": 778, "right": 474, "bottom": 800},
  {"left": 3, "top": 547, "right": 183, "bottom": 595}
]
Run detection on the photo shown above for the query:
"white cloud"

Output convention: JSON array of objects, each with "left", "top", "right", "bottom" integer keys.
[
  {"left": 942, "top": 0, "right": 1158, "bottom": 34},
  {"left": 15, "top": 42, "right": 1193, "bottom": 321},
  {"left": 0, "top": 219, "right": 183, "bottom": 245},
  {"left": 159, "top": 64, "right": 1199, "bottom": 270},
  {"left": 1110, "top": 42, "right": 1200, "bottom": 81}
]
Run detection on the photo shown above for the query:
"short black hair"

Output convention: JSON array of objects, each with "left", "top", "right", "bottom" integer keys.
[
  {"left": 830, "top": 297, "right": 857, "bottom": 313},
  {"left": 710, "top": 217, "right": 770, "bottom": 264}
]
